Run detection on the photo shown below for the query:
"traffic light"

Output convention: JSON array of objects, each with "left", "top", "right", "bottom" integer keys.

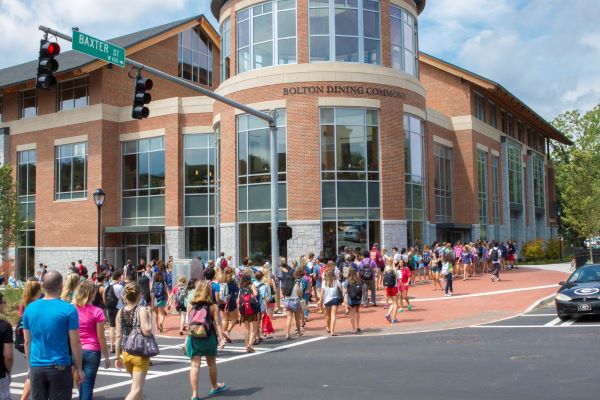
[
  {"left": 36, "top": 39, "right": 61, "bottom": 89},
  {"left": 278, "top": 225, "right": 293, "bottom": 242},
  {"left": 132, "top": 73, "right": 153, "bottom": 119}
]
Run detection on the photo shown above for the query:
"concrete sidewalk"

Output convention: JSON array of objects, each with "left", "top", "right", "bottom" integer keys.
[{"left": 159, "top": 266, "right": 568, "bottom": 339}]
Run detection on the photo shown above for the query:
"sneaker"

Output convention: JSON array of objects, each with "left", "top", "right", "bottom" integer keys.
[
  {"left": 407, "top": 304, "right": 413, "bottom": 311},
  {"left": 385, "top": 314, "right": 391, "bottom": 322},
  {"left": 209, "top": 383, "right": 228, "bottom": 395},
  {"left": 444, "top": 294, "right": 450, "bottom": 297},
  {"left": 391, "top": 319, "right": 399, "bottom": 324}
]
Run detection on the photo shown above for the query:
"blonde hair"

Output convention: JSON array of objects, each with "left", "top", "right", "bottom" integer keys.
[
  {"left": 323, "top": 269, "right": 336, "bottom": 287},
  {"left": 262, "top": 265, "right": 273, "bottom": 286},
  {"left": 60, "top": 273, "right": 80, "bottom": 301},
  {"left": 73, "top": 280, "right": 97, "bottom": 307},
  {"left": 22, "top": 280, "right": 42, "bottom": 309},
  {"left": 221, "top": 267, "right": 234, "bottom": 284},
  {"left": 177, "top": 275, "right": 187, "bottom": 287},
  {"left": 190, "top": 281, "right": 213, "bottom": 305},
  {"left": 123, "top": 282, "right": 141, "bottom": 304}
]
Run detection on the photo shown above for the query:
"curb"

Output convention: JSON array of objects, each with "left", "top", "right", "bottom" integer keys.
[{"left": 522, "top": 293, "right": 556, "bottom": 314}]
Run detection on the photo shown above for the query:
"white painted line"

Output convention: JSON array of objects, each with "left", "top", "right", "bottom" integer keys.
[
  {"left": 543, "top": 317, "right": 562, "bottom": 327},
  {"left": 523, "top": 293, "right": 556, "bottom": 313},
  {"left": 96, "top": 371, "right": 133, "bottom": 377},
  {"left": 561, "top": 317, "right": 579, "bottom": 326},
  {"left": 472, "top": 324, "right": 600, "bottom": 328},
  {"left": 413, "top": 284, "right": 558, "bottom": 302},
  {"left": 10, "top": 382, "right": 24, "bottom": 388},
  {"left": 153, "top": 354, "right": 190, "bottom": 360},
  {"left": 519, "top": 313, "right": 558, "bottom": 317}
]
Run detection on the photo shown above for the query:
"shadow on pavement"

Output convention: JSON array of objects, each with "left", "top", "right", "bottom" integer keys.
[{"left": 218, "top": 386, "right": 263, "bottom": 397}]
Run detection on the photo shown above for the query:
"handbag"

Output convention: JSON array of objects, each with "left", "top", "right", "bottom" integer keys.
[
  {"left": 285, "top": 298, "right": 300, "bottom": 312},
  {"left": 336, "top": 283, "right": 344, "bottom": 303},
  {"left": 123, "top": 306, "right": 160, "bottom": 358}
]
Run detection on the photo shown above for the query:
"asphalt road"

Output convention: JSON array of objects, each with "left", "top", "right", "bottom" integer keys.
[{"left": 11, "top": 304, "right": 600, "bottom": 399}]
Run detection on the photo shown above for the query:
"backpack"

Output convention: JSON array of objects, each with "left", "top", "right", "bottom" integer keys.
[
  {"left": 263, "top": 283, "right": 274, "bottom": 303},
  {"left": 491, "top": 249, "right": 499, "bottom": 262},
  {"left": 104, "top": 283, "right": 120, "bottom": 308},
  {"left": 342, "top": 263, "right": 352, "bottom": 281},
  {"left": 361, "top": 262, "right": 373, "bottom": 281},
  {"left": 239, "top": 287, "right": 260, "bottom": 316},
  {"left": 14, "top": 318, "right": 25, "bottom": 354},
  {"left": 175, "top": 286, "right": 188, "bottom": 307},
  {"left": 348, "top": 282, "right": 363, "bottom": 303},
  {"left": 282, "top": 271, "right": 296, "bottom": 297},
  {"left": 188, "top": 304, "right": 213, "bottom": 339},
  {"left": 92, "top": 286, "right": 104, "bottom": 307},
  {"left": 383, "top": 271, "right": 397, "bottom": 287},
  {"left": 218, "top": 282, "right": 230, "bottom": 305},
  {"left": 153, "top": 282, "right": 165, "bottom": 302}
]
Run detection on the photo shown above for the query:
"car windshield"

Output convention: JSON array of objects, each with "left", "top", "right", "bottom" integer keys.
[{"left": 567, "top": 265, "right": 600, "bottom": 283}]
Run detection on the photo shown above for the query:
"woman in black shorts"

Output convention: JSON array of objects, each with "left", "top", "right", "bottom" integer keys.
[{"left": 219, "top": 267, "right": 239, "bottom": 343}]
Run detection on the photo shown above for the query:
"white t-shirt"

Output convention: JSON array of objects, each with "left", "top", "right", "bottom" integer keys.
[{"left": 489, "top": 248, "right": 502, "bottom": 264}]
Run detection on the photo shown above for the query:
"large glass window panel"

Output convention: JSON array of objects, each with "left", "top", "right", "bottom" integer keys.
[
  {"left": 55, "top": 142, "right": 87, "bottom": 199},
  {"left": 178, "top": 27, "right": 213, "bottom": 85},
  {"left": 253, "top": 41, "right": 274, "bottom": 69},
  {"left": 389, "top": 4, "right": 418, "bottom": 77},
  {"left": 335, "top": 36, "right": 359, "bottom": 62},
  {"left": 336, "top": 125, "right": 365, "bottom": 170}
]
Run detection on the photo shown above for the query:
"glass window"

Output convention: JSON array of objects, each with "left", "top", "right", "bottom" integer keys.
[
  {"left": 507, "top": 114, "right": 515, "bottom": 138},
  {"left": 507, "top": 142, "right": 523, "bottom": 206},
  {"left": 533, "top": 155, "right": 545, "bottom": 210},
  {"left": 473, "top": 92, "right": 485, "bottom": 121},
  {"left": 390, "top": 4, "right": 418, "bottom": 77},
  {"left": 237, "top": 0, "right": 297, "bottom": 74},
  {"left": 517, "top": 121, "right": 525, "bottom": 143},
  {"left": 488, "top": 100, "right": 496, "bottom": 128},
  {"left": 121, "top": 137, "right": 165, "bottom": 226},
  {"left": 310, "top": 0, "right": 380, "bottom": 65},
  {"left": 491, "top": 155, "right": 500, "bottom": 225},
  {"left": 477, "top": 150, "right": 488, "bottom": 239},
  {"left": 0, "top": 96, "right": 3, "bottom": 122},
  {"left": 17, "top": 150, "right": 36, "bottom": 280},
  {"left": 501, "top": 109, "right": 508, "bottom": 134},
  {"left": 55, "top": 142, "right": 87, "bottom": 200},
  {"left": 434, "top": 143, "right": 452, "bottom": 223},
  {"left": 184, "top": 133, "right": 217, "bottom": 228},
  {"left": 58, "top": 77, "right": 89, "bottom": 111},
  {"left": 19, "top": 89, "right": 37, "bottom": 119},
  {"left": 404, "top": 113, "right": 425, "bottom": 246},
  {"left": 220, "top": 19, "right": 231, "bottom": 81},
  {"left": 178, "top": 27, "right": 213, "bottom": 86},
  {"left": 186, "top": 227, "right": 216, "bottom": 260},
  {"left": 320, "top": 107, "right": 380, "bottom": 259}
]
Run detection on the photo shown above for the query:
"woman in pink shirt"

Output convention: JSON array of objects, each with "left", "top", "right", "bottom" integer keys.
[{"left": 73, "top": 281, "right": 110, "bottom": 400}]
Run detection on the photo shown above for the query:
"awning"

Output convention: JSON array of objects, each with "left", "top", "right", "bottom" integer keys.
[
  {"left": 104, "top": 226, "right": 165, "bottom": 234},
  {"left": 436, "top": 223, "right": 473, "bottom": 230}
]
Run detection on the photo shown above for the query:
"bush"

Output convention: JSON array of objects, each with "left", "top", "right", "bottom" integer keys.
[
  {"left": 545, "top": 239, "right": 561, "bottom": 260},
  {"left": 522, "top": 239, "right": 545, "bottom": 262},
  {"left": 0, "top": 288, "right": 22, "bottom": 325}
]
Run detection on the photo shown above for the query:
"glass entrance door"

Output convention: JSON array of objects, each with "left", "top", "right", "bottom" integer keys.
[{"left": 147, "top": 246, "right": 163, "bottom": 263}]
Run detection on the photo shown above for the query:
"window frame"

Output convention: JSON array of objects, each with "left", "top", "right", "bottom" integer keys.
[
  {"left": 491, "top": 155, "right": 500, "bottom": 225},
  {"left": 57, "top": 76, "right": 89, "bottom": 111},
  {"left": 473, "top": 91, "right": 485, "bottom": 121},
  {"left": 477, "top": 150, "right": 488, "bottom": 238},
  {"left": 54, "top": 142, "right": 88, "bottom": 201},
  {"left": 434, "top": 143, "right": 452, "bottom": 223},
  {"left": 389, "top": 2, "right": 418, "bottom": 77},
  {"left": 19, "top": 89, "right": 37, "bottom": 119},
  {"left": 178, "top": 26, "right": 214, "bottom": 86},
  {"left": 487, "top": 100, "right": 496, "bottom": 128},
  {"left": 404, "top": 113, "right": 425, "bottom": 246},
  {"left": 220, "top": 18, "right": 231, "bottom": 81}
]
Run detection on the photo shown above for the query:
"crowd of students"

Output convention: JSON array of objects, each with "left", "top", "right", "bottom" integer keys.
[{"left": 11, "top": 239, "right": 520, "bottom": 400}]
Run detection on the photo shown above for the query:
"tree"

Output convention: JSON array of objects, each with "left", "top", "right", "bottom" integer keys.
[
  {"left": 0, "top": 165, "right": 23, "bottom": 255},
  {"left": 551, "top": 105, "right": 600, "bottom": 260}
]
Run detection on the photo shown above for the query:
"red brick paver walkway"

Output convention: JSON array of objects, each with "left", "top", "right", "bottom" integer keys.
[{"left": 159, "top": 267, "right": 567, "bottom": 339}]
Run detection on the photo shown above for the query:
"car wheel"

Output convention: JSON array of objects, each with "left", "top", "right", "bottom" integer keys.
[{"left": 558, "top": 314, "right": 570, "bottom": 321}]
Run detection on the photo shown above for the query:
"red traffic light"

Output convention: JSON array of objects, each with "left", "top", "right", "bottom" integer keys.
[
  {"left": 41, "top": 41, "right": 60, "bottom": 57},
  {"left": 136, "top": 77, "right": 153, "bottom": 91}
]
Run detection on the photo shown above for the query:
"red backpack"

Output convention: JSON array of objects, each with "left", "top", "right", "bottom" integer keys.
[{"left": 239, "top": 287, "right": 260, "bottom": 316}]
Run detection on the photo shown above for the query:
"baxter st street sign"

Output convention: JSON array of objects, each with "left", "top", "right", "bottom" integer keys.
[{"left": 72, "top": 29, "right": 125, "bottom": 67}]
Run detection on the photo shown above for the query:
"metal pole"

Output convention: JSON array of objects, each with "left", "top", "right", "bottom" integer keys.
[
  {"left": 97, "top": 206, "right": 101, "bottom": 270},
  {"left": 269, "top": 112, "right": 279, "bottom": 279},
  {"left": 38, "top": 25, "right": 274, "bottom": 125}
]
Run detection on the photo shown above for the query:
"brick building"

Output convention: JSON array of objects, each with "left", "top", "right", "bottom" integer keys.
[{"left": 0, "top": 0, "right": 570, "bottom": 278}]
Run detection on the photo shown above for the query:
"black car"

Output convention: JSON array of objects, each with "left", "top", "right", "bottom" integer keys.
[{"left": 555, "top": 264, "right": 600, "bottom": 320}]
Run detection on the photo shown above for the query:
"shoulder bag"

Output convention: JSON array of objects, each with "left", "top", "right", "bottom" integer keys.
[{"left": 124, "top": 306, "right": 160, "bottom": 358}]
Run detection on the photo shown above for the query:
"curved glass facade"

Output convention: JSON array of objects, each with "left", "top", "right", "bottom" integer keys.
[
  {"left": 237, "top": 0, "right": 297, "bottom": 74},
  {"left": 309, "top": 0, "right": 380, "bottom": 64},
  {"left": 404, "top": 113, "right": 425, "bottom": 246},
  {"left": 390, "top": 4, "right": 418, "bottom": 77}
]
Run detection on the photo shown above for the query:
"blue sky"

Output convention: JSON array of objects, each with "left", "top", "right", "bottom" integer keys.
[{"left": 0, "top": 0, "right": 598, "bottom": 120}]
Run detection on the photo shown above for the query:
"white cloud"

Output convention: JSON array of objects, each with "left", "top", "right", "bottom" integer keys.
[{"left": 420, "top": 0, "right": 600, "bottom": 119}]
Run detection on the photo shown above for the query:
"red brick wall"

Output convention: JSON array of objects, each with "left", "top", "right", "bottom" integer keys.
[{"left": 419, "top": 62, "right": 471, "bottom": 117}]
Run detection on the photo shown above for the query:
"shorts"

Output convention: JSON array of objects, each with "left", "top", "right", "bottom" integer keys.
[
  {"left": 123, "top": 351, "right": 150, "bottom": 373},
  {"left": 175, "top": 305, "right": 186, "bottom": 312},
  {"left": 385, "top": 287, "right": 399, "bottom": 297},
  {"left": 107, "top": 307, "right": 119, "bottom": 327},
  {"left": 399, "top": 284, "right": 409, "bottom": 292},
  {"left": 154, "top": 299, "right": 166, "bottom": 308},
  {"left": 378, "top": 266, "right": 385, "bottom": 272},
  {"left": 432, "top": 266, "right": 441, "bottom": 274},
  {"left": 507, "top": 254, "right": 515, "bottom": 262},
  {"left": 0, "top": 376, "right": 10, "bottom": 400},
  {"left": 324, "top": 298, "right": 340, "bottom": 307},
  {"left": 240, "top": 312, "right": 260, "bottom": 323}
]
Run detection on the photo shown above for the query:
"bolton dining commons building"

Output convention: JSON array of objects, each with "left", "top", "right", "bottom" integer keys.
[{"left": 0, "top": 0, "right": 571, "bottom": 278}]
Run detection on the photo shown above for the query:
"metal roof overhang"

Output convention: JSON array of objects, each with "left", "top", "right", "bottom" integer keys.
[{"left": 104, "top": 226, "right": 165, "bottom": 234}]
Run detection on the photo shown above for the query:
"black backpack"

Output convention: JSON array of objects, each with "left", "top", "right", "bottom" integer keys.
[
  {"left": 348, "top": 282, "right": 363, "bottom": 303},
  {"left": 491, "top": 249, "right": 499, "bottom": 262},
  {"left": 176, "top": 286, "right": 188, "bottom": 307},
  {"left": 282, "top": 273, "right": 296, "bottom": 297},
  {"left": 104, "top": 283, "right": 120, "bottom": 308},
  {"left": 383, "top": 271, "right": 396, "bottom": 287},
  {"left": 14, "top": 318, "right": 25, "bottom": 354},
  {"left": 361, "top": 262, "right": 373, "bottom": 281}
]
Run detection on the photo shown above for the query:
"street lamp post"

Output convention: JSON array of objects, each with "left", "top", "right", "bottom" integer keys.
[{"left": 93, "top": 189, "right": 105, "bottom": 272}]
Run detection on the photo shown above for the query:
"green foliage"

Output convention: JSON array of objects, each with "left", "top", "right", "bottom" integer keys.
[
  {"left": 0, "top": 165, "right": 24, "bottom": 253},
  {"left": 0, "top": 288, "right": 23, "bottom": 325},
  {"left": 522, "top": 239, "right": 545, "bottom": 262},
  {"left": 551, "top": 105, "right": 600, "bottom": 245},
  {"left": 545, "top": 238, "right": 561, "bottom": 260}
]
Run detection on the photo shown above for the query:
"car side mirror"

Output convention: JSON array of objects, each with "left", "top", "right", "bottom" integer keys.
[{"left": 559, "top": 281, "right": 565, "bottom": 286}]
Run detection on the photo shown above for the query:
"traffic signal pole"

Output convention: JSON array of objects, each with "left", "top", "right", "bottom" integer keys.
[{"left": 38, "top": 25, "right": 281, "bottom": 277}]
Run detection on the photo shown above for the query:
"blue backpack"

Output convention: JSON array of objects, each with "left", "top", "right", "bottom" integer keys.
[{"left": 153, "top": 282, "right": 165, "bottom": 302}]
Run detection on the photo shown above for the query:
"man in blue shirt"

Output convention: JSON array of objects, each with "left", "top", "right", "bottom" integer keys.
[{"left": 24, "top": 270, "right": 83, "bottom": 400}]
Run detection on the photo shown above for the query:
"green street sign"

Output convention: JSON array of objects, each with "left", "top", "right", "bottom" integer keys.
[{"left": 72, "top": 29, "right": 125, "bottom": 67}]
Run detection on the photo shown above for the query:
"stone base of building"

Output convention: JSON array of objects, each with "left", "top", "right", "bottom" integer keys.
[
  {"left": 165, "top": 226, "right": 184, "bottom": 259},
  {"left": 35, "top": 247, "right": 108, "bottom": 275},
  {"left": 286, "top": 220, "right": 321, "bottom": 264},
  {"left": 381, "top": 220, "right": 407, "bottom": 250},
  {"left": 219, "top": 223, "right": 237, "bottom": 267}
]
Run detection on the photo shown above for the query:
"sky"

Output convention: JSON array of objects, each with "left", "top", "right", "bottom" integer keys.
[{"left": 0, "top": 0, "right": 598, "bottom": 121}]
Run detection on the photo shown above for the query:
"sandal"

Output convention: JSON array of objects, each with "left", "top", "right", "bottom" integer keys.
[
  {"left": 209, "top": 383, "right": 228, "bottom": 395},
  {"left": 246, "top": 347, "right": 255, "bottom": 353}
]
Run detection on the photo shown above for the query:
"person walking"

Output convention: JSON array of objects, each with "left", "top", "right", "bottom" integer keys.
[
  {"left": 18, "top": 280, "right": 42, "bottom": 400},
  {"left": 73, "top": 281, "right": 110, "bottom": 400},
  {"left": 383, "top": 262, "right": 400, "bottom": 323},
  {"left": 398, "top": 260, "right": 413, "bottom": 311},
  {"left": 344, "top": 268, "right": 363, "bottom": 333},
  {"left": 0, "top": 292, "right": 14, "bottom": 400},
  {"left": 430, "top": 251, "right": 444, "bottom": 291},
  {"left": 489, "top": 242, "right": 502, "bottom": 282},
  {"left": 282, "top": 267, "right": 303, "bottom": 340},
  {"left": 238, "top": 274, "right": 260, "bottom": 352},
  {"left": 320, "top": 269, "right": 342, "bottom": 336},
  {"left": 168, "top": 276, "right": 189, "bottom": 335},
  {"left": 442, "top": 252, "right": 454, "bottom": 296},
  {"left": 60, "top": 273, "right": 80, "bottom": 302},
  {"left": 23, "top": 271, "right": 84, "bottom": 400},
  {"left": 185, "top": 280, "right": 227, "bottom": 400},
  {"left": 115, "top": 283, "right": 153, "bottom": 400},
  {"left": 151, "top": 272, "right": 169, "bottom": 332},
  {"left": 218, "top": 267, "right": 239, "bottom": 343},
  {"left": 359, "top": 251, "right": 377, "bottom": 307},
  {"left": 104, "top": 271, "right": 124, "bottom": 353}
]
